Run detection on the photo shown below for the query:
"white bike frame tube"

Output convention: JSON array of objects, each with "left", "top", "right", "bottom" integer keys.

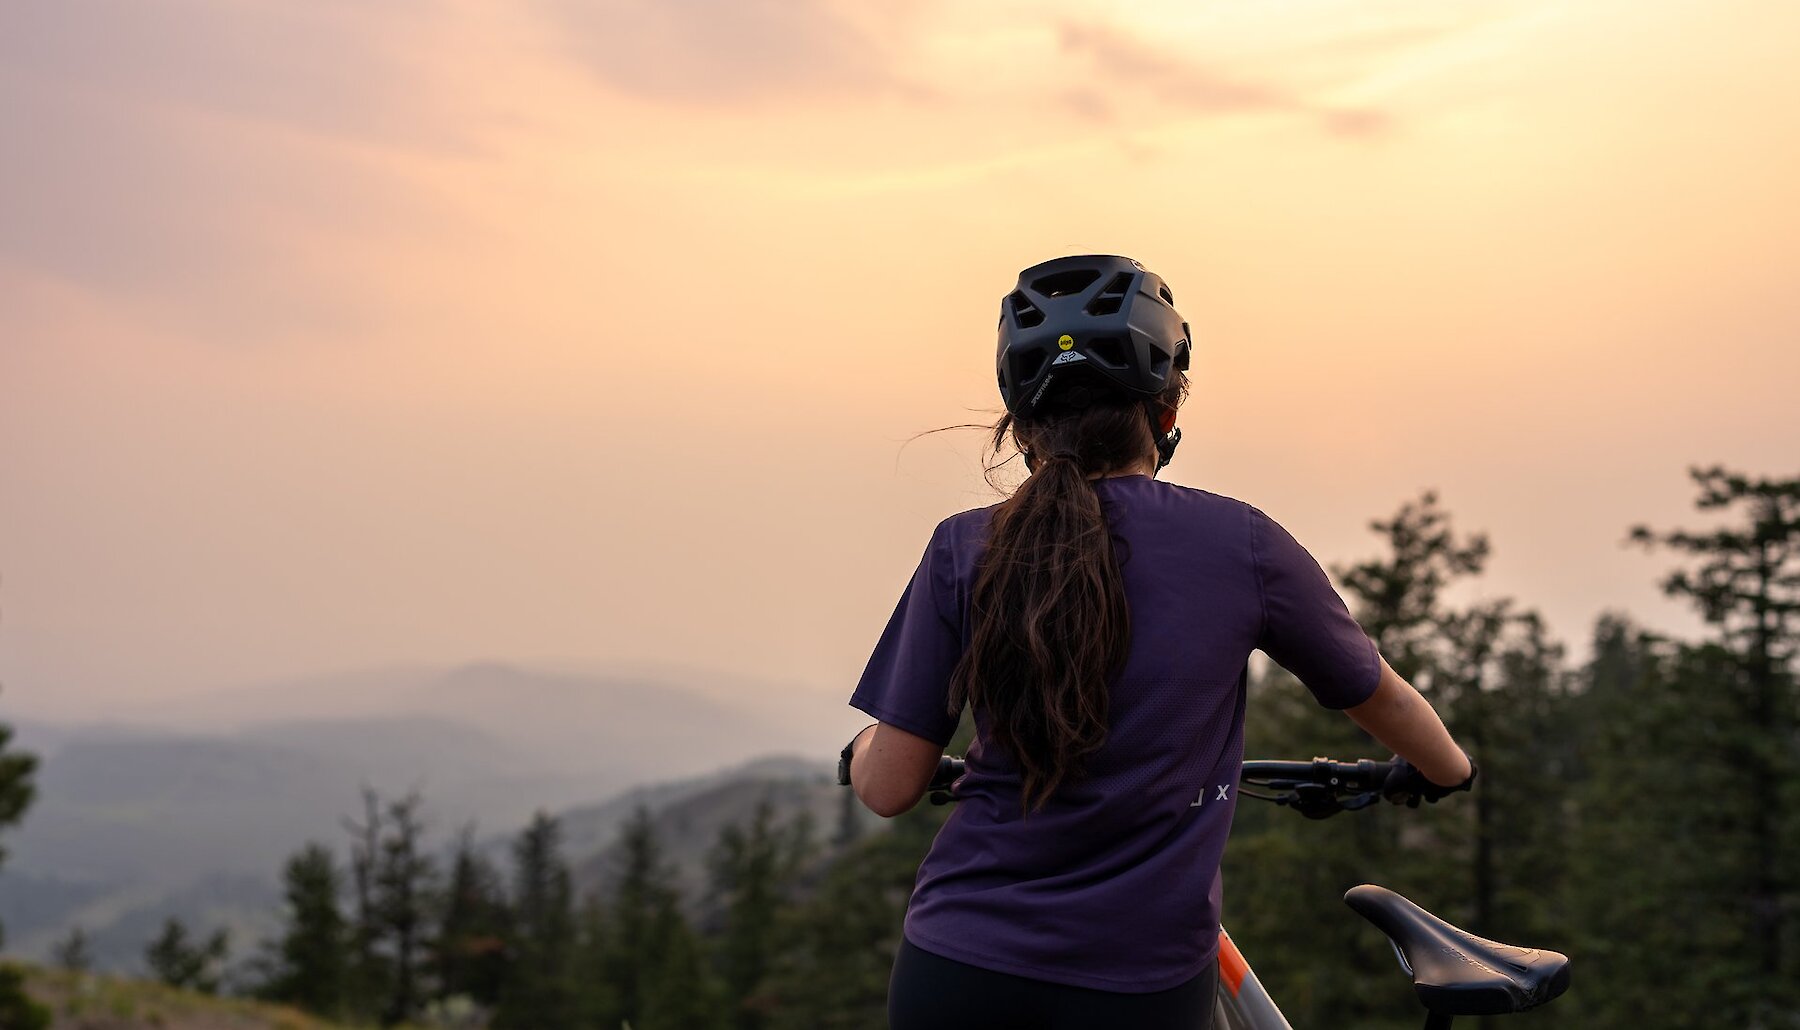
[{"left": 1212, "top": 929, "right": 1295, "bottom": 1030}]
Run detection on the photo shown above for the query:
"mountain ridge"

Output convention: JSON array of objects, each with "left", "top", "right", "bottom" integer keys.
[{"left": 0, "top": 661, "right": 857, "bottom": 975}]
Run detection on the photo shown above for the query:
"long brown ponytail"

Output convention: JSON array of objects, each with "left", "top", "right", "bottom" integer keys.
[{"left": 949, "top": 378, "right": 1186, "bottom": 815}]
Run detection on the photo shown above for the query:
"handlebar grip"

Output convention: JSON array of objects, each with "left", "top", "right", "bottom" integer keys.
[{"left": 930, "top": 756, "right": 964, "bottom": 790}]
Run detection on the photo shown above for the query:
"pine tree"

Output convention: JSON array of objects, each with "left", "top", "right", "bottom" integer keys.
[
  {"left": 494, "top": 812, "right": 578, "bottom": 1030},
  {"left": 1629, "top": 466, "right": 1800, "bottom": 1020},
  {"left": 1562, "top": 618, "right": 1776, "bottom": 1027},
  {"left": 784, "top": 806, "right": 817, "bottom": 878},
  {"left": 1335, "top": 491, "right": 1490, "bottom": 687},
  {"left": 832, "top": 783, "right": 863, "bottom": 849},
  {"left": 1563, "top": 619, "right": 1697, "bottom": 1026},
  {"left": 593, "top": 806, "right": 727, "bottom": 1030},
  {"left": 343, "top": 788, "right": 440, "bottom": 1025},
  {"left": 595, "top": 806, "right": 663, "bottom": 1026},
  {"left": 434, "top": 827, "right": 510, "bottom": 1011},
  {"left": 260, "top": 842, "right": 349, "bottom": 1016},
  {"left": 144, "top": 917, "right": 230, "bottom": 994},
  {"left": 571, "top": 896, "right": 619, "bottom": 1026},
  {"left": 0, "top": 718, "right": 49, "bottom": 1030},
  {"left": 52, "top": 926, "right": 93, "bottom": 974},
  {"left": 707, "top": 797, "right": 803, "bottom": 1030},
  {"left": 640, "top": 904, "right": 726, "bottom": 1030},
  {"left": 1444, "top": 608, "right": 1572, "bottom": 946},
  {"left": 705, "top": 799, "right": 820, "bottom": 1022},
  {"left": 760, "top": 825, "right": 922, "bottom": 1030},
  {"left": 0, "top": 723, "right": 35, "bottom": 878},
  {"left": 374, "top": 792, "right": 437, "bottom": 1025},
  {"left": 343, "top": 788, "right": 388, "bottom": 1019}
]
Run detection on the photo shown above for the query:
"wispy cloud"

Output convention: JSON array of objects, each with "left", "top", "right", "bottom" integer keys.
[
  {"left": 0, "top": 1, "right": 483, "bottom": 340},
  {"left": 539, "top": 0, "right": 918, "bottom": 105},
  {"left": 0, "top": 1, "right": 475, "bottom": 151},
  {"left": 1056, "top": 21, "right": 1390, "bottom": 138}
]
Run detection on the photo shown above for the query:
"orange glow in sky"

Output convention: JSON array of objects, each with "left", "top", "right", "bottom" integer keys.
[{"left": 3, "top": 0, "right": 1797, "bottom": 726}]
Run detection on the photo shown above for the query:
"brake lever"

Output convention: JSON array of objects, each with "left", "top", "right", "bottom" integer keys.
[{"left": 1287, "top": 783, "right": 1345, "bottom": 820}]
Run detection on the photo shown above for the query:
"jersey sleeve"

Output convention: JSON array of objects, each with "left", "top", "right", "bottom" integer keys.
[
  {"left": 1250, "top": 507, "right": 1381, "bottom": 709},
  {"left": 848, "top": 519, "right": 967, "bottom": 747}
]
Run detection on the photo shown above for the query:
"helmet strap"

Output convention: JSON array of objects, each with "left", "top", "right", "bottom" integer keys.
[
  {"left": 1147, "top": 405, "right": 1181, "bottom": 472},
  {"left": 1155, "top": 427, "right": 1182, "bottom": 471}
]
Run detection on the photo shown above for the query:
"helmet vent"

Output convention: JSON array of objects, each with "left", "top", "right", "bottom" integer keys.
[
  {"left": 1009, "top": 291, "right": 1045, "bottom": 328},
  {"left": 1158, "top": 285, "right": 1174, "bottom": 305},
  {"left": 1013, "top": 350, "right": 1048, "bottom": 384},
  {"left": 1030, "top": 269, "right": 1101, "bottom": 298},
  {"left": 1085, "top": 272, "right": 1136, "bottom": 316},
  {"left": 1088, "top": 337, "right": 1129, "bottom": 369}
]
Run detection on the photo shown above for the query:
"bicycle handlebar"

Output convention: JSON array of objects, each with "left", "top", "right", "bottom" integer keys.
[
  {"left": 1239, "top": 757, "right": 1398, "bottom": 819},
  {"left": 915, "top": 755, "right": 1406, "bottom": 817},
  {"left": 925, "top": 755, "right": 963, "bottom": 805}
]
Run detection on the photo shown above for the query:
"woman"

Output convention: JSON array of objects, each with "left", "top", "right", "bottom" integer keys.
[{"left": 842, "top": 255, "right": 1474, "bottom": 1029}]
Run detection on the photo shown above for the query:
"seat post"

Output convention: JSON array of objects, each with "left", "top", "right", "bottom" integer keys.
[{"left": 1423, "top": 1014, "right": 1454, "bottom": 1030}]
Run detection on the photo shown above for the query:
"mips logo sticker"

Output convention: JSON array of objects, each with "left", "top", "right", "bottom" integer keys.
[{"left": 1057, "top": 334, "right": 1075, "bottom": 351}]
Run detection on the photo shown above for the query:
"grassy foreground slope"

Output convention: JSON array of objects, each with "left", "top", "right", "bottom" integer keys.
[{"left": 21, "top": 967, "right": 354, "bottom": 1030}]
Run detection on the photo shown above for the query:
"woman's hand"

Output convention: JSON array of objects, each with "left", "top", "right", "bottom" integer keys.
[{"left": 1382, "top": 750, "right": 1478, "bottom": 806}]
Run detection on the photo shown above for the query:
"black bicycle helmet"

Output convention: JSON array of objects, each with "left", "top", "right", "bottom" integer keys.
[{"left": 996, "top": 254, "right": 1192, "bottom": 417}]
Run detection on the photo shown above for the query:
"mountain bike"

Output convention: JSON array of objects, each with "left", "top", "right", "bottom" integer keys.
[{"left": 873, "top": 754, "right": 1570, "bottom": 1030}]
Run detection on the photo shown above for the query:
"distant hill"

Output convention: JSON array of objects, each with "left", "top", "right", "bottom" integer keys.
[
  {"left": 13, "top": 734, "right": 351, "bottom": 883},
  {"left": 42, "top": 873, "right": 281, "bottom": 976},
  {"left": 7, "top": 719, "right": 186, "bottom": 762},
  {"left": 7, "top": 716, "right": 550, "bottom": 886},
  {"left": 564, "top": 755, "right": 877, "bottom": 920},
  {"left": 0, "top": 663, "right": 860, "bottom": 975},
  {"left": 0, "top": 723, "right": 419, "bottom": 967},
  {"left": 548, "top": 753, "right": 831, "bottom": 860},
  {"left": 119, "top": 661, "right": 848, "bottom": 778}
]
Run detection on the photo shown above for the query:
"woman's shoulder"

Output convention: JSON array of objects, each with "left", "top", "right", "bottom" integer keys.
[
  {"left": 1100, "top": 475, "right": 1262, "bottom": 522},
  {"left": 927, "top": 480, "right": 1268, "bottom": 543},
  {"left": 1157, "top": 478, "right": 1253, "bottom": 509},
  {"left": 927, "top": 504, "right": 996, "bottom": 552}
]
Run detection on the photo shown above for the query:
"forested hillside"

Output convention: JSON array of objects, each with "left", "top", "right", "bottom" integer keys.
[{"left": 0, "top": 667, "right": 839, "bottom": 972}]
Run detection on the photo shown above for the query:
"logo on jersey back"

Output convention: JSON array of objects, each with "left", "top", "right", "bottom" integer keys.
[{"left": 1190, "top": 784, "right": 1233, "bottom": 808}]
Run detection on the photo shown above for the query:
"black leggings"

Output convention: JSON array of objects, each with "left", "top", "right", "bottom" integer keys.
[{"left": 888, "top": 937, "right": 1217, "bottom": 1030}]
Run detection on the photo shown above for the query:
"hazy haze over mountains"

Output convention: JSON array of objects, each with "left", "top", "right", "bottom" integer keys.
[{"left": 0, "top": 661, "right": 853, "bottom": 970}]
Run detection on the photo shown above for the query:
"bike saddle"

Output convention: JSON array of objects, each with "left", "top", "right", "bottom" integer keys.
[{"left": 1344, "top": 884, "right": 1570, "bottom": 1016}]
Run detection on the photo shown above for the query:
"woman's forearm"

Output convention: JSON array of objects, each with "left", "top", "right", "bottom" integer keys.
[
  {"left": 1344, "top": 656, "right": 1472, "bottom": 786},
  {"left": 849, "top": 721, "right": 941, "bottom": 818}
]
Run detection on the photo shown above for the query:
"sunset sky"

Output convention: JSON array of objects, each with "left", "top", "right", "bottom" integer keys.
[{"left": 3, "top": 0, "right": 1797, "bottom": 730}]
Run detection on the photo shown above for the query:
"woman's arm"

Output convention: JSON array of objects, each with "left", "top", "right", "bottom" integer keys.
[
  {"left": 1344, "top": 656, "right": 1473, "bottom": 787},
  {"left": 848, "top": 722, "right": 944, "bottom": 818}
]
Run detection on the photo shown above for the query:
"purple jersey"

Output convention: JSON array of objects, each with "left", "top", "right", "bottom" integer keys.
[{"left": 849, "top": 475, "right": 1380, "bottom": 992}]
